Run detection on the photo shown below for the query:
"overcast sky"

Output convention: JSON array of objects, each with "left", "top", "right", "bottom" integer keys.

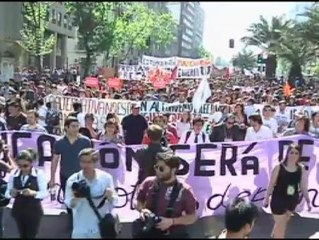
[{"left": 201, "top": 2, "right": 313, "bottom": 62}]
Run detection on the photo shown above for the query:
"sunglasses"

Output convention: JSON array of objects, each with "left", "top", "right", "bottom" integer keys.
[
  {"left": 263, "top": 109, "right": 271, "bottom": 112},
  {"left": 18, "top": 164, "right": 30, "bottom": 169},
  {"left": 154, "top": 165, "right": 165, "bottom": 172}
]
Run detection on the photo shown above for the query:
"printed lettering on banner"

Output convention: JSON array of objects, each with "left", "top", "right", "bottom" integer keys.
[
  {"left": 117, "top": 64, "right": 145, "bottom": 81},
  {"left": 0, "top": 131, "right": 318, "bottom": 223}
]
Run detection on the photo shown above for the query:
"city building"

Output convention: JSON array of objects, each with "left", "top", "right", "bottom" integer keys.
[{"left": 0, "top": 2, "right": 75, "bottom": 81}]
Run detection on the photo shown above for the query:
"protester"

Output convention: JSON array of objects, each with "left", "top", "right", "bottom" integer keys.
[
  {"left": 20, "top": 110, "right": 47, "bottom": 133},
  {"left": 282, "top": 112, "right": 310, "bottom": 136},
  {"left": 45, "top": 101, "right": 60, "bottom": 134},
  {"left": 213, "top": 197, "right": 258, "bottom": 239},
  {"left": 261, "top": 104, "right": 278, "bottom": 137},
  {"left": 275, "top": 100, "right": 290, "bottom": 133},
  {"left": 6, "top": 101, "right": 27, "bottom": 131},
  {"left": 121, "top": 103, "right": 148, "bottom": 145},
  {"left": 5, "top": 149, "right": 48, "bottom": 238},
  {"left": 36, "top": 99, "right": 48, "bottom": 128},
  {"left": 98, "top": 119, "right": 124, "bottom": 145},
  {"left": 142, "top": 115, "right": 178, "bottom": 146},
  {"left": 309, "top": 111, "right": 319, "bottom": 138},
  {"left": 134, "top": 125, "right": 168, "bottom": 185},
  {"left": 49, "top": 117, "right": 92, "bottom": 228},
  {"left": 176, "top": 110, "right": 192, "bottom": 139},
  {"left": 162, "top": 113, "right": 178, "bottom": 139},
  {"left": 179, "top": 117, "right": 210, "bottom": 144},
  {"left": 134, "top": 150, "right": 197, "bottom": 238},
  {"left": 210, "top": 114, "right": 245, "bottom": 142},
  {"left": 79, "top": 113, "right": 98, "bottom": 139},
  {"left": 65, "top": 148, "right": 118, "bottom": 238},
  {"left": 244, "top": 114, "right": 273, "bottom": 141},
  {"left": 263, "top": 144, "right": 311, "bottom": 238},
  {"left": 69, "top": 102, "right": 86, "bottom": 128}
]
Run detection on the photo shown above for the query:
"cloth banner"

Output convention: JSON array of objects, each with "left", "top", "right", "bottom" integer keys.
[
  {"left": 44, "top": 94, "right": 319, "bottom": 132},
  {"left": 1, "top": 131, "right": 318, "bottom": 222},
  {"left": 108, "top": 77, "right": 122, "bottom": 91},
  {"left": 84, "top": 77, "right": 99, "bottom": 88}
]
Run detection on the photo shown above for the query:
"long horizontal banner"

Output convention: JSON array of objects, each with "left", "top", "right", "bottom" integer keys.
[
  {"left": 1, "top": 131, "right": 318, "bottom": 222},
  {"left": 45, "top": 94, "right": 319, "bottom": 131}
]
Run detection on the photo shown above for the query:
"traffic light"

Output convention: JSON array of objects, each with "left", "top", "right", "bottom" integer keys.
[
  {"left": 229, "top": 39, "right": 234, "bottom": 48},
  {"left": 257, "top": 54, "right": 263, "bottom": 64}
]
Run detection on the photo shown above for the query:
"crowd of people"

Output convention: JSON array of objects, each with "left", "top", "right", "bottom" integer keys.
[{"left": 0, "top": 66, "right": 315, "bottom": 238}]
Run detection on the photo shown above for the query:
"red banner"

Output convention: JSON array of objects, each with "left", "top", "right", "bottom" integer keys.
[
  {"left": 149, "top": 67, "right": 171, "bottom": 89},
  {"left": 84, "top": 77, "right": 99, "bottom": 88},
  {"left": 108, "top": 77, "right": 122, "bottom": 91}
]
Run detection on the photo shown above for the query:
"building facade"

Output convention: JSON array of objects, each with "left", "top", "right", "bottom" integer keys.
[{"left": 0, "top": 2, "right": 75, "bottom": 81}]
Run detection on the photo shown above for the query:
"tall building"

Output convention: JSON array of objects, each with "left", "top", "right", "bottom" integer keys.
[
  {"left": 150, "top": 2, "right": 205, "bottom": 58},
  {"left": 0, "top": 2, "right": 75, "bottom": 81}
]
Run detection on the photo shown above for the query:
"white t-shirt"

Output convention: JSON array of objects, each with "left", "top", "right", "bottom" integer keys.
[
  {"left": 245, "top": 125, "right": 273, "bottom": 141},
  {"left": 262, "top": 117, "right": 278, "bottom": 135},
  {"left": 37, "top": 105, "right": 48, "bottom": 127},
  {"left": 176, "top": 121, "right": 191, "bottom": 138}
]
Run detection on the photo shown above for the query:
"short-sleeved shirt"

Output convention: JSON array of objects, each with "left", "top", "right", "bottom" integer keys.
[
  {"left": 53, "top": 135, "right": 92, "bottom": 178},
  {"left": 137, "top": 176, "right": 197, "bottom": 230},
  {"left": 121, "top": 114, "right": 148, "bottom": 145}
]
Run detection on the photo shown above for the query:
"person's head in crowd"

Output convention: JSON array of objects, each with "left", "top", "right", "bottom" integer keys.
[
  {"left": 279, "top": 100, "right": 286, "bottom": 112},
  {"left": 225, "top": 114, "right": 236, "bottom": 129},
  {"left": 147, "top": 124, "right": 163, "bottom": 143},
  {"left": 224, "top": 197, "right": 258, "bottom": 238},
  {"left": 178, "top": 93, "right": 186, "bottom": 103},
  {"left": 272, "top": 98, "right": 279, "bottom": 106},
  {"left": 84, "top": 113, "right": 94, "bottom": 128},
  {"left": 0, "top": 97, "right": 5, "bottom": 114},
  {"left": 294, "top": 112, "right": 310, "bottom": 134},
  {"left": 262, "top": 104, "right": 272, "bottom": 119},
  {"left": 26, "top": 110, "right": 39, "bottom": 126},
  {"left": 248, "top": 114, "right": 263, "bottom": 129},
  {"left": 234, "top": 103, "right": 245, "bottom": 116},
  {"left": 104, "top": 118, "right": 119, "bottom": 136},
  {"left": 247, "top": 98, "right": 255, "bottom": 106},
  {"left": 162, "top": 113, "right": 171, "bottom": 125},
  {"left": 193, "top": 117, "right": 205, "bottom": 134},
  {"left": 22, "top": 81, "right": 30, "bottom": 90},
  {"left": 8, "top": 101, "right": 21, "bottom": 116},
  {"left": 64, "top": 116, "right": 80, "bottom": 136},
  {"left": 16, "top": 149, "right": 37, "bottom": 175},
  {"left": 72, "top": 102, "right": 82, "bottom": 113},
  {"left": 283, "top": 144, "right": 301, "bottom": 167},
  {"left": 79, "top": 89, "right": 86, "bottom": 98},
  {"left": 78, "top": 148, "right": 98, "bottom": 174},
  {"left": 36, "top": 99, "right": 44, "bottom": 109},
  {"left": 155, "top": 150, "right": 180, "bottom": 183},
  {"left": 181, "top": 110, "right": 191, "bottom": 123},
  {"left": 152, "top": 115, "right": 166, "bottom": 129},
  {"left": 311, "top": 111, "right": 319, "bottom": 127},
  {"left": 131, "top": 103, "right": 140, "bottom": 116}
]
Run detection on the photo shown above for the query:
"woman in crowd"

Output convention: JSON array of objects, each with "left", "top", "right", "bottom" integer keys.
[
  {"left": 106, "top": 113, "right": 123, "bottom": 136},
  {"left": 263, "top": 144, "right": 311, "bottom": 238},
  {"left": 5, "top": 149, "right": 48, "bottom": 238},
  {"left": 98, "top": 119, "right": 124, "bottom": 145},
  {"left": 309, "top": 111, "right": 319, "bottom": 138},
  {"left": 282, "top": 112, "right": 310, "bottom": 136},
  {"left": 176, "top": 110, "right": 192, "bottom": 139},
  {"left": 233, "top": 102, "right": 248, "bottom": 134}
]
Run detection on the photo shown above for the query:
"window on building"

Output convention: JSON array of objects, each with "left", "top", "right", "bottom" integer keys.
[
  {"left": 64, "top": 14, "right": 68, "bottom": 28},
  {"left": 68, "top": 17, "right": 73, "bottom": 30},
  {"left": 57, "top": 13, "right": 62, "bottom": 26},
  {"left": 51, "top": 9, "right": 56, "bottom": 23}
]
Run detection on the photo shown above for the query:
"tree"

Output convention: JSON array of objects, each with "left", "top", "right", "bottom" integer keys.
[
  {"left": 110, "top": 3, "right": 177, "bottom": 62},
  {"left": 277, "top": 22, "right": 315, "bottom": 84},
  {"left": 232, "top": 49, "right": 256, "bottom": 70},
  {"left": 299, "top": 4, "right": 319, "bottom": 46},
  {"left": 18, "top": 2, "right": 56, "bottom": 71},
  {"left": 66, "top": 2, "right": 120, "bottom": 77},
  {"left": 241, "top": 15, "right": 291, "bottom": 78},
  {"left": 196, "top": 45, "right": 212, "bottom": 59}
]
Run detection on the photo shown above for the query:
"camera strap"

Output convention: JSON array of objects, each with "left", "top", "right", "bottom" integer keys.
[
  {"left": 87, "top": 195, "right": 103, "bottom": 221},
  {"left": 165, "top": 181, "right": 182, "bottom": 218},
  {"left": 150, "top": 179, "right": 161, "bottom": 213}
]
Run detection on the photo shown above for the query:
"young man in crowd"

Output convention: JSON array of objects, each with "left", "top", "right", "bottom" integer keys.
[
  {"left": 213, "top": 197, "right": 258, "bottom": 239},
  {"left": 245, "top": 114, "right": 273, "bottom": 141},
  {"left": 6, "top": 101, "right": 27, "bottom": 131},
  {"left": 261, "top": 104, "right": 278, "bottom": 137},
  {"left": 79, "top": 113, "right": 98, "bottom": 139},
  {"left": 20, "top": 110, "right": 47, "bottom": 133},
  {"left": 179, "top": 117, "right": 210, "bottom": 144}
]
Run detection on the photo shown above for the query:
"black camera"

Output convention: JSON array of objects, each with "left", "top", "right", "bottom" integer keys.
[
  {"left": 71, "top": 179, "right": 90, "bottom": 198},
  {"left": 142, "top": 213, "right": 161, "bottom": 233}
]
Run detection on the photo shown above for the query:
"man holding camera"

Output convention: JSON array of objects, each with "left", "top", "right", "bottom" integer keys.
[
  {"left": 133, "top": 150, "right": 198, "bottom": 239},
  {"left": 64, "top": 148, "right": 118, "bottom": 238}
]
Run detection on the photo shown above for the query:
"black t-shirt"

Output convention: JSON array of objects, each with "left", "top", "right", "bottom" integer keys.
[
  {"left": 7, "top": 113, "right": 27, "bottom": 130},
  {"left": 121, "top": 114, "right": 148, "bottom": 145},
  {"left": 79, "top": 127, "right": 97, "bottom": 139}
]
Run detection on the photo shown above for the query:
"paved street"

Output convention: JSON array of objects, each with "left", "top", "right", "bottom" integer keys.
[{"left": 2, "top": 208, "right": 319, "bottom": 238}]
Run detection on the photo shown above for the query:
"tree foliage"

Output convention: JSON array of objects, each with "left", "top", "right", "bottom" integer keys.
[
  {"left": 18, "top": 2, "right": 56, "bottom": 70},
  {"left": 232, "top": 49, "right": 256, "bottom": 70},
  {"left": 110, "top": 2, "right": 177, "bottom": 61},
  {"left": 196, "top": 45, "right": 212, "bottom": 59}
]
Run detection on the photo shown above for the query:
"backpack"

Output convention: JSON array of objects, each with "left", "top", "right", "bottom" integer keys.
[
  {"left": 184, "top": 131, "right": 206, "bottom": 144},
  {"left": 45, "top": 110, "right": 60, "bottom": 126}
]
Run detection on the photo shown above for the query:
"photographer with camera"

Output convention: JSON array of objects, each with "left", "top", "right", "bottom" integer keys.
[
  {"left": 133, "top": 150, "right": 198, "bottom": 239},
  {"left": 64, "top": 148, "right": 119, "bottom": 239}
]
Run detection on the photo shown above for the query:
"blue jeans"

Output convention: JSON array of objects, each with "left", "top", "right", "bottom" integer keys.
[{"left": 0, "top": 207, "right": 4, "bottom": 238}]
